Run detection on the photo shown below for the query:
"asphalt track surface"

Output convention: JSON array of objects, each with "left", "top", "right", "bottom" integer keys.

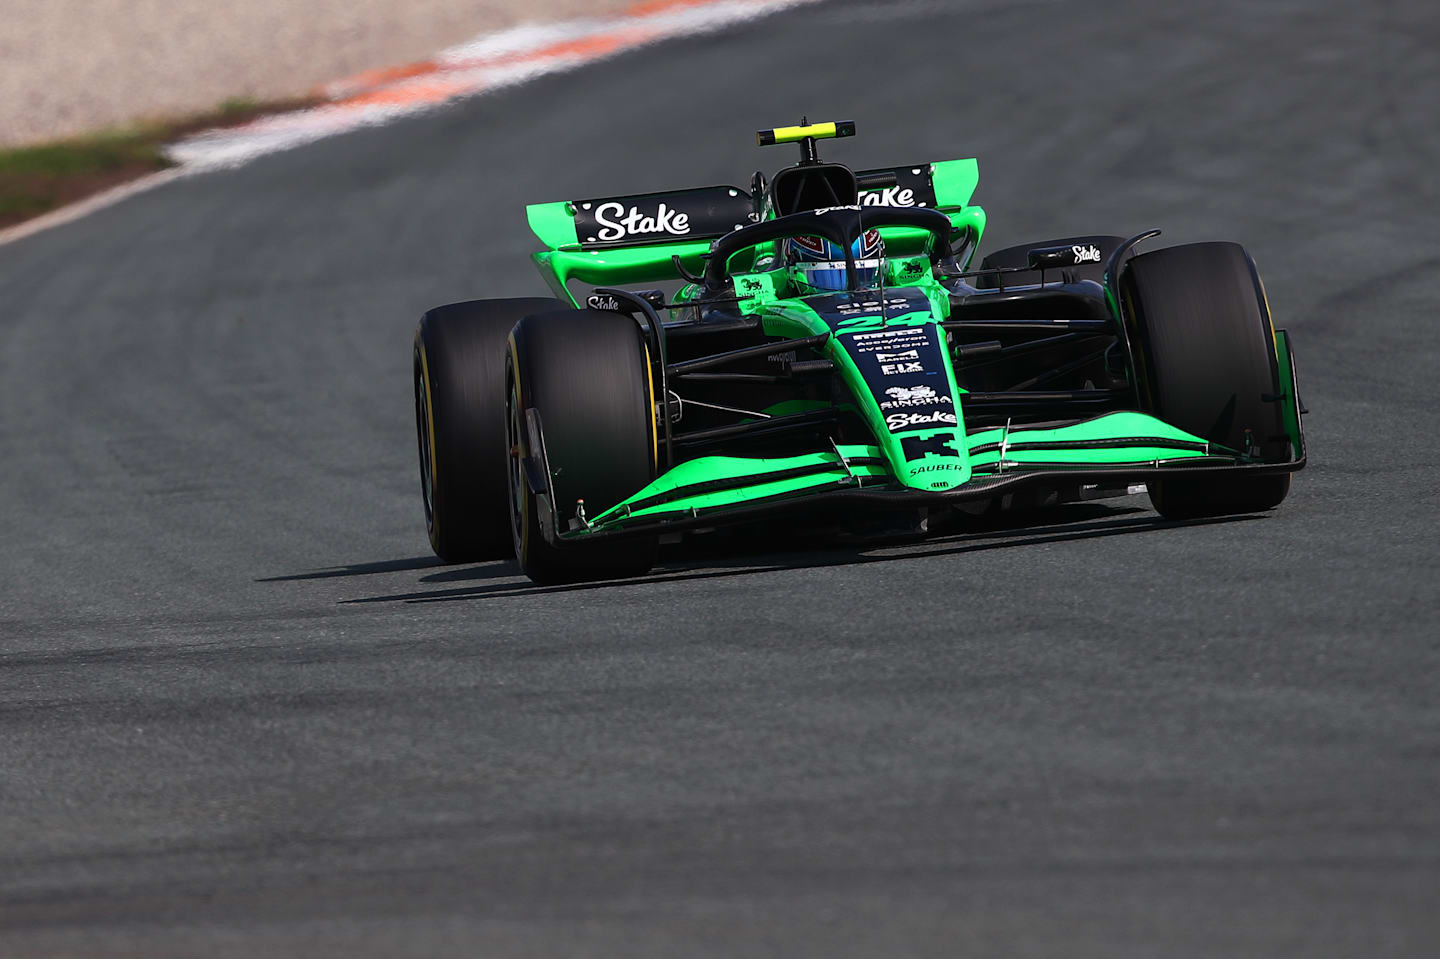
[{"left": 2, "top": 1, "right": 1438, "bottom": 955}]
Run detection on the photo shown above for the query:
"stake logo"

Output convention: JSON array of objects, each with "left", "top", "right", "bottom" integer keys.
[
  {"left": 886, "top": 410, "right": 957, "bottom": 431},
  {"left": 592, "top": 201, "right": 691, "bottom": 242},
  {"left": 861, "top": 186, "right": 917, "bottom": 207},
  {"left": 1071, "top": 243, "right": 1102, "bottom": 263}
]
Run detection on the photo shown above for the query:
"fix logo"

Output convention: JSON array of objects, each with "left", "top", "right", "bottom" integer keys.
[
  {"left": 592, "top": 201, "right": 691, "bottom": 242},
  {"left": 886, "top": 410, "right": 957, "bottom": 431},
  {"left": 1072, "top": 243, "right": 1102, "bottom": 263},
  {"left": 881, "top": 361, "right": 924, "bottom": 375}
]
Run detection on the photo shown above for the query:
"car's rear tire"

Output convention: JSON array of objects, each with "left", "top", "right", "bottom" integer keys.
[
  {"left": 974, "top": 234, "right": 1128, "bottom": 288},
  {"left": 1119, "top": 241, "right": 1291, "bottom": 520},
  {"left": 414, "top": 297, "right": 565, "bottom": 562},
  {"left": 506, "top": 308, "right": 659, "bottom": 584}
]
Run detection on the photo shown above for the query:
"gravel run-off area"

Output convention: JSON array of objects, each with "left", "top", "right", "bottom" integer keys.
[{"left": 0, "top": 0, "right": 638, "bottom": 147}]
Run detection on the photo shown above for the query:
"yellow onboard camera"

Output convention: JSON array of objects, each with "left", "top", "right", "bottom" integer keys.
[{"left": 755, "top": 120, "right": 856, "bottom": 147}]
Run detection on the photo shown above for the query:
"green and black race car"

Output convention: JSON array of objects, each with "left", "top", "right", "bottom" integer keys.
[{"left": 413, "top": 120, "right": 1306, "bottom": 584}]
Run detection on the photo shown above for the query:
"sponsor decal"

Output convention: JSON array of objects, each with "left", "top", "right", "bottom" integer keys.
[
  {"left": 902, "top": 435, "right": 960, "bottom": 460},
  {"left": 575, "top": 187, "right": 753, "bottom": 246},
  {"left": 875, "top": 349, "right": 919, "bottom": 363},
  {"left": 880, "top": 384, "right": 953, "bottom": 411},
  {"left": 857, "top": 165, "right": 938, "bottom": 209},
  {"left": 911, "top": 463, "right": 959, "bottom": 474},
  {"left": 883, "top": 384, "right": 938, "bottom": 405},
  {"left": 592, "top": 201, "right": 691, "bottom": 242},
  {"left": 1072, "top": 243, "right": 1102, "bottom": 263},
  {"left": 587, "top": 293, "right": 621, "bottom": 311},
  {"left": 812, "top": 204, "right": 862, "bottom": 215},
  {"left": 897, "top": 259, "right": 927, "bottom": 279},
  {"left": 860, "top": 186, "right": 916, "bottom": 207},
  {"left": 839, "top": 323, "right": 960, "bottom": 432},
  {"left": 836, "top": 297, "right": 920, "bottom": 315},
  {"left": 847, "top": 327, "right": 930, "bottom": 350},
  {"left": 886, "top": 410, "right": 957, "bottom": 431}
]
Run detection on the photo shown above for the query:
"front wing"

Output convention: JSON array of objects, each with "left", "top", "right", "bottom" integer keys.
[{"left": 533, "top": 332, "right": 1306, "bottom": 545}]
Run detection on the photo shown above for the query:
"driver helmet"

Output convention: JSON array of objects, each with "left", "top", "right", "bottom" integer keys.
[{"left": 785, "top": 229, "right": 884, "bottom": 292}]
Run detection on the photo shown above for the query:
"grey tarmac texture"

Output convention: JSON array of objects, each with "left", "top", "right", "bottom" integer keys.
[{"left": 1, "top": 0, "right": 1438, "bottom": 955}]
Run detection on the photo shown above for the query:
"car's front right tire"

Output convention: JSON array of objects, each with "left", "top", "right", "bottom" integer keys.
[{"left": 414, "top": 297, "right": 564, "bottom": 562}]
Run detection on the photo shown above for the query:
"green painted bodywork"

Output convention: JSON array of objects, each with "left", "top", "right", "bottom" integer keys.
[
  {"left": 520, "top": 154, "right": 1302, "bottom": 540},
  {"left": 599, "top": 446, "right": 890, "bottom": 522},
  {"left": 590, "top": 412, "right": 1222, "bottom": 528},
  {"left": 1275, "top": 330, "right": 1304, "bottom": 460},
  {"left": 755, "top": 288, "right": 970, "bottom": 492},
  {"left": 527, "top": 158, "right": 985, "bottom": 306}
]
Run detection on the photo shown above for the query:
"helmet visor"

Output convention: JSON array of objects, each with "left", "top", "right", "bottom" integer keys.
[{"left": 796, "top": 258, "right": 882, "bottom": 291}]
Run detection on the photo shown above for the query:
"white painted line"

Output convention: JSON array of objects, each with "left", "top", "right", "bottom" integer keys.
[
  {"left": 168, "top": 0, "right": 823, "bottom": 170},
  {"left": 0, "top": 168, "right": 189, "bottom": 247},
  {"left": 2, "top": 0, "right": 818, "bottom": 247}
]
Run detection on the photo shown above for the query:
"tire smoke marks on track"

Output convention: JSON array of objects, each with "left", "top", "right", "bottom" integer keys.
[{"left": 166, "top": 0, "right": 824, "bottom": 170}]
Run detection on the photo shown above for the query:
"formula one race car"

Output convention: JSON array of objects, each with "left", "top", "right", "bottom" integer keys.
[{"left": 413, "top": 120, "right": 1306, "bottom": 584}]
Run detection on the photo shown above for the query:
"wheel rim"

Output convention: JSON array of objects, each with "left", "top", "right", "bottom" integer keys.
[
  {"left": 414, "top": 353, "right": 435, "bottom": 531},
  {"left": 505, "top": 372, "right": 525, "bottom": 549}
]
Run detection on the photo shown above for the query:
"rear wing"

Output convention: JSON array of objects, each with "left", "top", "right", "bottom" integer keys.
[{"left": 527, "top": 158, "right": 984, "bottom": 303}]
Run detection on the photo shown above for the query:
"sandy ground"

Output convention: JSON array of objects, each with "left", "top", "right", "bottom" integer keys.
[{"left": 0, "top": 0, "right": 638, "bottom": 147}]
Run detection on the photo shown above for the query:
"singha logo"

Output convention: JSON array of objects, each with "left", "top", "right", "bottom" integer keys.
[{"left": 885, "top": 385, "right": 936, "bottom": 403}]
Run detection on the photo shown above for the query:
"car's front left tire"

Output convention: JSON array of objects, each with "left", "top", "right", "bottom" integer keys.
[
  {"left": 1119, "top": 242, "right": 1291, "bottom": 520},
  {"left": 506, "top": 308, "right": 659, "bottom": 585}
]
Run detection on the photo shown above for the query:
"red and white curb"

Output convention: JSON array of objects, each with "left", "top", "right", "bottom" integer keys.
[
  {"left": 170, "top": 0, "right": 823, "bottom": 169},
  {"left": 0, "top": 0, "right": 819, "bottom": 246}
]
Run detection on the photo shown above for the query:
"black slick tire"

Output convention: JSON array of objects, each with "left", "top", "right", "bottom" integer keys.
[
  {"left": 414, "top": 297, "right": 564, "bottom": 562},
  {"left": 1119, "top": 241, "right": 1291, "bottom": 519},
  {"left": 506, "top": 308, "right": 659, "bottom": 585},
  {"left": 975, "top": 234, "right": 1128, "bottom": 288}
]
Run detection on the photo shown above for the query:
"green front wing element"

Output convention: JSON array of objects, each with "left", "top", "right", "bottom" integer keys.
[
  {"left": 589, "top": 445, "right": 891, "bottom": 524},
  {"left": 583, "top": 412, "right": 1235, "bottom": 535}
]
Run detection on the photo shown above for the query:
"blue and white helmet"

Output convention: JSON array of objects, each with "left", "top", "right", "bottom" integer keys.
[{"left": 785, "top": 229, "right": 884, "bottom": 292}]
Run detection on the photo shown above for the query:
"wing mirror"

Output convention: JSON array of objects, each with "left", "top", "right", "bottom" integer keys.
[{"left": 1026, "top": 243, "right": 1104, "bottom": 270}]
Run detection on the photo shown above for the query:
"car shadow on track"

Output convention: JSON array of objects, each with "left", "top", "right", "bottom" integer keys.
[
  {"left": 257, "top": 555, "right": 447, "bottom": 582},
  {"left": 332, "top": 504, "right": 1259, "bottom": 607}
]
